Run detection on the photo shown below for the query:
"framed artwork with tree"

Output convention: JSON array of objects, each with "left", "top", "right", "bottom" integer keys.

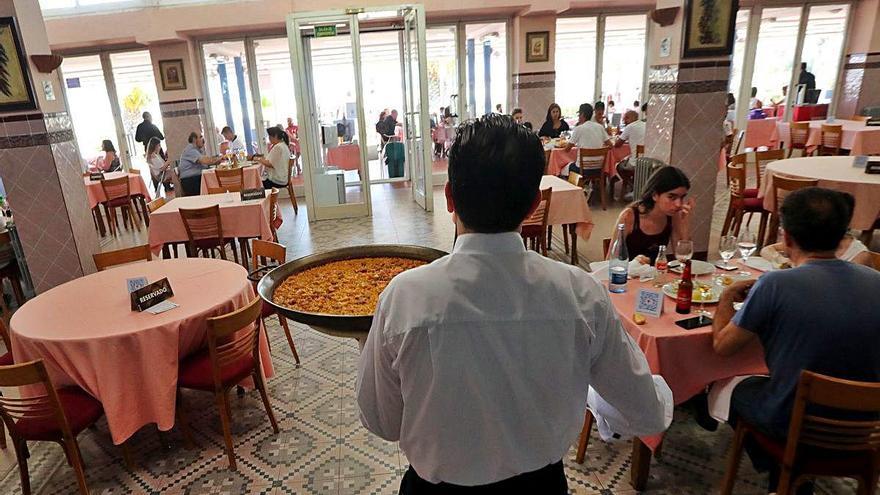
[
  {"left": 682, "top": 0, "right": 738, "bottom": 58},
  {"left": 0, "top": 17, "right": 37, "bottom": 111}
]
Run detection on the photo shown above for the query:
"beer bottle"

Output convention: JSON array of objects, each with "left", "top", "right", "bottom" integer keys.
[{"left": 675, "top": 259, "right": 693, "bottom": 314}]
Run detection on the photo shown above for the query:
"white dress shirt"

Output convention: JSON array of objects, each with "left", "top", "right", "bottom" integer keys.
[
  {"left": 229, "top": 135, "right": 246, "bottom": 153},
  {"left": 569, "top": 121, "right": 610, "bottom": 149},
  {"left": 357, "top": 232, "right": 672, "bottom": 486},
  {"left": 619, "top": 120, "right": 645, "bottom": 147}
]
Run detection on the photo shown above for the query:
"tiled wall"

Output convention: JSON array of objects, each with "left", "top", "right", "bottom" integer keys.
[
  {"left": 160, "top": 98, "right": 205, "bottom": 159},
  {"left": 0, "top": 111, "right": 99, "bottom": 292},
  {"left": 512, "top": 72, "right": 555, "bottom": 127},
  {"left": 646, "top": 61, "right": 729, "bottom": 254},
  {"left": 839, "top": 52, "right": 880, "bottom": 117}
]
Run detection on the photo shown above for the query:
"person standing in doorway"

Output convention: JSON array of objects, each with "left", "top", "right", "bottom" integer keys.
[{"left": 135, "top": 112, "right": 165, "bottom": 159}]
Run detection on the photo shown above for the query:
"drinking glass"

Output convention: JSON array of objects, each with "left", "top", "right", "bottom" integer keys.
[
  {"left": 675, "top": 240, "right": 694, "bottom": 264},
  {"left": 719, "top": 235, "right": 737, "bottom": 269},
  {"left": 737, "top": 230, "right": 757, "bottom": 276}
]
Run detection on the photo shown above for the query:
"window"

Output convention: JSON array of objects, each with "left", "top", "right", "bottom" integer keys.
[
  {"left": 800, "top": 4, "right": 849, "bottom": 105},
  {"left": 202, "top": 41, "right": 258, "bottom": 155},
  {"left": 554, "top": 17, "right": 597, "bottom": 118},
  {"left": 752, "top": 7, "right": 803, "bottom": 109},
  {"left": 465, "top": 22, "right": 507, "bottom": 118},
  {"left": 601, "top": 15, "right": 646, "bottom": 112}
]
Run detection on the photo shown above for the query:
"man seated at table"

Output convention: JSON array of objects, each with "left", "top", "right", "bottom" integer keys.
[
  {"left": 357, "top": 114, "right": 672, "bottom": 494},
  {"left": 712, "top": 187, "right": 880, "bottom": 495},
  {"left": 561, "top": 103, "right": 611, "bottom": 178},
  {"left": 614, "top": 110, "right": 646, "bottom": 178},
  {"left": 220, "top": 126, "right": 246, "bottom": 156},
  {"left": 178, "top": 132, "right": 222, "bottom": 197}
]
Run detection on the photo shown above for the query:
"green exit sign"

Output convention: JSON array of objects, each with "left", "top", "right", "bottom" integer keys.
[{"left": 314, "top": 25, "right": 337, "bottom": 38}]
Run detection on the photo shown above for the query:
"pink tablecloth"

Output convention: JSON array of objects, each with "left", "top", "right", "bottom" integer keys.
[
  {"left": 10, "top": 258, "right": 273, "bottom": 444},
  {"left": 200, "top": 165, "right": 263, "bottom": 194},
  {"left": 84, "top": 172, "right": 152, "bottom": 209},
  {"left": 774, "top": 119, "right": 880, "bottom": 155},
  {"left": 327, "top": 144, "right": 362, "bottom": 171},
  {"left": 760, "top": 156, "right": 880, "bottom": 230},
  {"left": 540, "top": 175, "right": 593, "bottom": 240},
  {"left": 147, "top": 194, "right": 276, "bottom": 254},
  {"left": 743, "top": 118, "right": 780, "bottom": 149},
  {"left": 545, "top": 145, "right": 629, "bottom": 177}
]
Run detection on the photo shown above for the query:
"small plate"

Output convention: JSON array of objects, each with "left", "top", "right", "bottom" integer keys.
[
  {"left": 662, "top": 281, "right": 721, "bottom": 304},
  {"left": 670, "top": 259, "right": 715, "bottom": 276},
  {"left": 744, "top": 257, "right": 774, "bottom": 272}
]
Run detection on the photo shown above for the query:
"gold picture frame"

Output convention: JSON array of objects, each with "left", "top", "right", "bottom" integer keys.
[
  {"left": 683, "top": 0, "right": 739, "bottom": 58},
  {"left": 159, "top": 59, "right": 187, "bottom": 91},
  {"left": 526, "top": 31, "right": 550, "bottom": 63},
  {"left": 0, "top": 17, "right": 37, "bottom": 111}
]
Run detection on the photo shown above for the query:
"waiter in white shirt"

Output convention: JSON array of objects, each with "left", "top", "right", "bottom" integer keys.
[{"left": 357, "top": 114, "right": 672, "bottom": 494}]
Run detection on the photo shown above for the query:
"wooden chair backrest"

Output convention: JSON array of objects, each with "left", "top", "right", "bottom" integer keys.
[
  {"left": 602, "top": 238, "right": 611, "bottom": 258},
  {"left": 147, "top": 197, "right": 166, "bottom": 213},
  {"left": 754, "top": 149, "right": 785, "bottom": 189},
  {"left": 179, "top": 205, "right": 225, "bottom": 242},
  {"left": 790, "top": 122, "right": 811, "bottom": 149},
  {"left": 0, "top": 319, "right": 11, "bottom": 356},
  {"left": 771, "top": 174, "right": 819, "bottom": 213},
  {"left": 578, "top": 147, "right": 610, "bottom": 171},
  {"left": 567, "top": 172, "right": 585, "bottom": 187},
  {"left": 521, "top": 188, "right": 553, "bottom": 231},
  {"left": 635, "top": 144, "right": 645, "bottom": 158},
  {"left": 727, "top": 153, "right": 747, "bottom": 186},
  {"left": 727, "top": 163, "right": 748, "bottom": 200},
  {"left": 205, "top": 297, "right": 263, "bottom": 390},
  {"left": 207, "top": 186, "right": 231, "bottom": 195},
  {"left": 215, "top": 168, "right": 244, "bottom": 190},
  {"left": 252, "top": 239, "right": 285, "bottom": 271},
  {"left": 93, "top": 244, "right": 152, "bottom": 271},
  {"left": 0, "top": 360, "right": 75, "bottom": 442},
  {"left": 169, "top": 162, "right": 184, "bottom": 196},
  {"left": 783, "top": 370, "right": 880, "bottom": 470},
  {"left": 820, "top": 124, "right": 843, "bottom": 150},
  {"left": 101, "top": 176, "right": 131, "bottom": 201},
  {"left": 868, "top": 251, "right": 880, "bottom": 271}
]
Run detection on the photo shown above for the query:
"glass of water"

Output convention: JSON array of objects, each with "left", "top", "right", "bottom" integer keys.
[
  {"left": 737, "top": 230, "right": 757, "bottom": 276},
  {"left": 719, "top": 235, "right": 737, "bottom": 269}
]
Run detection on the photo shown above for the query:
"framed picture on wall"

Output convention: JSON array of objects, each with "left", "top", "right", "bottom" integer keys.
[
  {"left": 159, "top": 59, "right": 187, "bottom": 91},
  {"left": 682, "top": 0, "right": 739, "bottom": 58},
  {"left": 0, "top": 17, "right": 37, "bottom": 112},
  {"left": 526, "top": 31, "right": 550, "bottom": 63}
]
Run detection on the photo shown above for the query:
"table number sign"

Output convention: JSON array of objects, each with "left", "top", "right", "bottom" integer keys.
[
  {"left": 240, "top": 188, "right": 266, "bottom": 201},
  {"left": 89, "top": 172, "right": 105, "bottom": 181},
  {"left": 635, "top": 288, "right": 664, "bottom": 318},
  {"left": 130, "top": 278, "right": 174, "bottom": 312}
]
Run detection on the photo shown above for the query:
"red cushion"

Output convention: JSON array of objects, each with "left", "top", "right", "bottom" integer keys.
[
  {"left": 743, "top": 188, "right": 759, "bottom": 198},
  {"left": 734, "top": 197, "right": 766, "bottom": 212},
  {"left": 15, "top": 387, "right": 103, "bottom": 441},
  {"left": 0, "top": 352, "right": 12, "bottom": 366},
  {"left": 178, "top": 348, "right": 254, "bottom": 391},
  {"left": 193, "top": 238, "right": 233, "bottom": 250}
]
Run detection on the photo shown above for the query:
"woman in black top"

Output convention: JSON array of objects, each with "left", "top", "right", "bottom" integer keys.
[{"left": 537, "top": 103, "right": 569, "bottom": 139}]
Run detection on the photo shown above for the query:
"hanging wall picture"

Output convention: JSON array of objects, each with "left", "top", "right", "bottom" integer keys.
[
  {"left": 0, "top": 17, "right": 37, "bottom": 111},
  {"left": 526, "top": 31, "right": 550, "bottom": 63},
  {"left": 683, "top": 0, "right": 738, "bottom": 58},
  {"left": 159, "top": 59, "right": 187, "bottom": 91}
]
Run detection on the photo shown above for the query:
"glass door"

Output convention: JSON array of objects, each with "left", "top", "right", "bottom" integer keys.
[
  {"left": 61, "top": 55, "right": 119, "bottom": 170},
  {"left": 402, "top": 6, "right": 432, "bottom": 210},
  {"left": 202, "top": 40, "right": 258, "bottom": 155},
  {"left": 464, "top": 22, "right": 508, "bottom": 119}
]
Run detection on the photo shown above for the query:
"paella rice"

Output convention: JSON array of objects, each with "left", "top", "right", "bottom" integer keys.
[{"left": 273, "top": 257, "right": 427, "bottom": 315}]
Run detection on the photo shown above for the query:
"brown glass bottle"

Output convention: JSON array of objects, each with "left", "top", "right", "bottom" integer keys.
[{"left": 675, "top": 259, "right": 693, "bottom": 314}]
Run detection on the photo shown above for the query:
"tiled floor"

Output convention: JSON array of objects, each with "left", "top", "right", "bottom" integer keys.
[{"left": 2, "top": 172, "right": 870, "bottom": 494}]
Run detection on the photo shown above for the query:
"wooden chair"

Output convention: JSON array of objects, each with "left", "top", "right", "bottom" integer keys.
[
  {"left": 0, "top": 231, "right": 25, "bottom": 307},
  {"left": 787, "top": 122, "right": 811, "bottom": 158},
  {"left": 727, "top": 153, "right": 757, "bottom": 197},
  {"left": 147, "top": 197, "right": 166, "bottom": 213},
  {"left": 575, "top": 409, "right": 596, "bottom": 464},
  {"left": 732, "top": 130, "right": 745, "bottom": 155},
  {"left": 520, "top": 188, "right": 552, "bottom": 256},
  {"left": 720, "top": 370, "right": 880, "bottom": 495},
  {"left": 721, "top": 163, "right": 768, "bottom": 240},
  {"left": 635, "top": 144, "right": 644, "bottom": 158},
  {"left": 816, "top": 124, "right": 843, "bottom": 156},
  {"left": 754, "top": 149, "right": 786, "bottom": 191},
  {"left": 176, "top": 297, "right": 279, "bottom": 470},
  {"left": 0, "top": 359, "right": 105, "bottom": 495},
  {"left": 577, "top": 147, "right": 610, "bottom": 210},
  {"left": 168, "top": 162, "right": 183, "bottom": 198},
  {"left": 268, "top": 188, "right": 282, "bottom": 243},
  {"left": 92, "top": 245, "right": 152, "bottom": 271},
  {"left": 126, "top": 170, "right": 150, "bottom": 227},
  {"left": 764, "top": 175, "right": 820, "bottom": 245},
  {"left": 178, "top": 205, "right": 239, "bottom": 263},
  {"left": 286, "top": 158, "right": 299, "bottom": 215},
  {"left": 251, "top": 240, "right": 299, "bottom": 364},
  {"left": 215, "top": 168, "right": 244, "bottom": 192},
  {"left": 100, "top": 176, "right": 140, "bottom": 236}
]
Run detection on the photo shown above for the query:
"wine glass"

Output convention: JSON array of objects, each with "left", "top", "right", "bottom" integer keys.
[
  {"left": 675, "top": 240, "right": 694, "bottom": 268},
  {"left": 737, "top": 230, "right": 757, "bottom": 276},
  {"left": 719, "top": 235, "right": 737, "bottom": 269}
]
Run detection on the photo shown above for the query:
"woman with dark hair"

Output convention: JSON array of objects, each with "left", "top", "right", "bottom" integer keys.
[
  {"left": 146, "top": 137, "right": 173, "bottom": 194},
  {"left": 537, "top": 103, "right": 569, "bottom": 139},
  {"left": 607, "top": 166, "right": 694, "bottom": 263},
  {"left": 99, "top": 140, "right": 122, "bottom": 172},
  {"left": 256, "top": 126, "right": 290, "bottom": 189}
]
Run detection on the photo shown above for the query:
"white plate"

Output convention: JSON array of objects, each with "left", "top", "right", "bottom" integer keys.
[
  {"left": 662, "top": 281, "right": 721, "bottom": 304},
  {"left": 744, "top": 257, "right": 774, "bottom": 272},
  {"left": 669, "top": 259, "right": 715, "bottom": 276}
]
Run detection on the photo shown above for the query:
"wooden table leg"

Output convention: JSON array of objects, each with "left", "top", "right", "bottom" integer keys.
[
  {"left": 569, "top": 224, "right": 579, "bottom": 265},
  {"left": 161, "top": 244, "right": 171, "bottom": 260},
  {"left": 93, "top": 206, "right": 106, "bottom": 237},
  {"left": 630, "top": 438, "right": 652, "bottom": 491}
]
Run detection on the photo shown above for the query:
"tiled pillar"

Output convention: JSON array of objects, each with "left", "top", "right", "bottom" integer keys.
[
  {"left": 837, "top": 52, "right": 880, "bottom": 118},
  {"left": 159, "top": 98, "right": 206, "bottom": 159},
  {"left": 645, "top": 60, "right": 730, "bottom": 255},
  {"left": 512, "top": 71, "right": 556, "bottom": 126}
]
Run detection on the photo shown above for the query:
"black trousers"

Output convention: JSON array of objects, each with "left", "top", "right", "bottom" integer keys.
[
  {"left": 262, "top": 179, "right": 288, "bottom": 189},
  {"left": 180, "top": 175, "right": 201, "bottom": 197},
  {"left": 398, "top": 461, "right": 567, "bottom": 495}
]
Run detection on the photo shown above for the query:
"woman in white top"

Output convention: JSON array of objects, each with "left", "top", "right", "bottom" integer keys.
[
  {"left": 146, "top": 137, "right": 172, "bottom": 194},
  {"left": 257, "top": 126, "right": 290, "bottom": 189}
]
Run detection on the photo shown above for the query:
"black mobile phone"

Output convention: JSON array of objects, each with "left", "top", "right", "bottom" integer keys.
[{"left": 675, "top": 315, "right": 713, "bottom": 330}]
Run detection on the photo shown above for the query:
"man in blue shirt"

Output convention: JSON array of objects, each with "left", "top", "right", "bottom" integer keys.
[
  {"left": 712, "top": 187, "right": 880, "bottom": 494},
  {"left": 178, "top": 132, "right": 221, "bottom": 196}
]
